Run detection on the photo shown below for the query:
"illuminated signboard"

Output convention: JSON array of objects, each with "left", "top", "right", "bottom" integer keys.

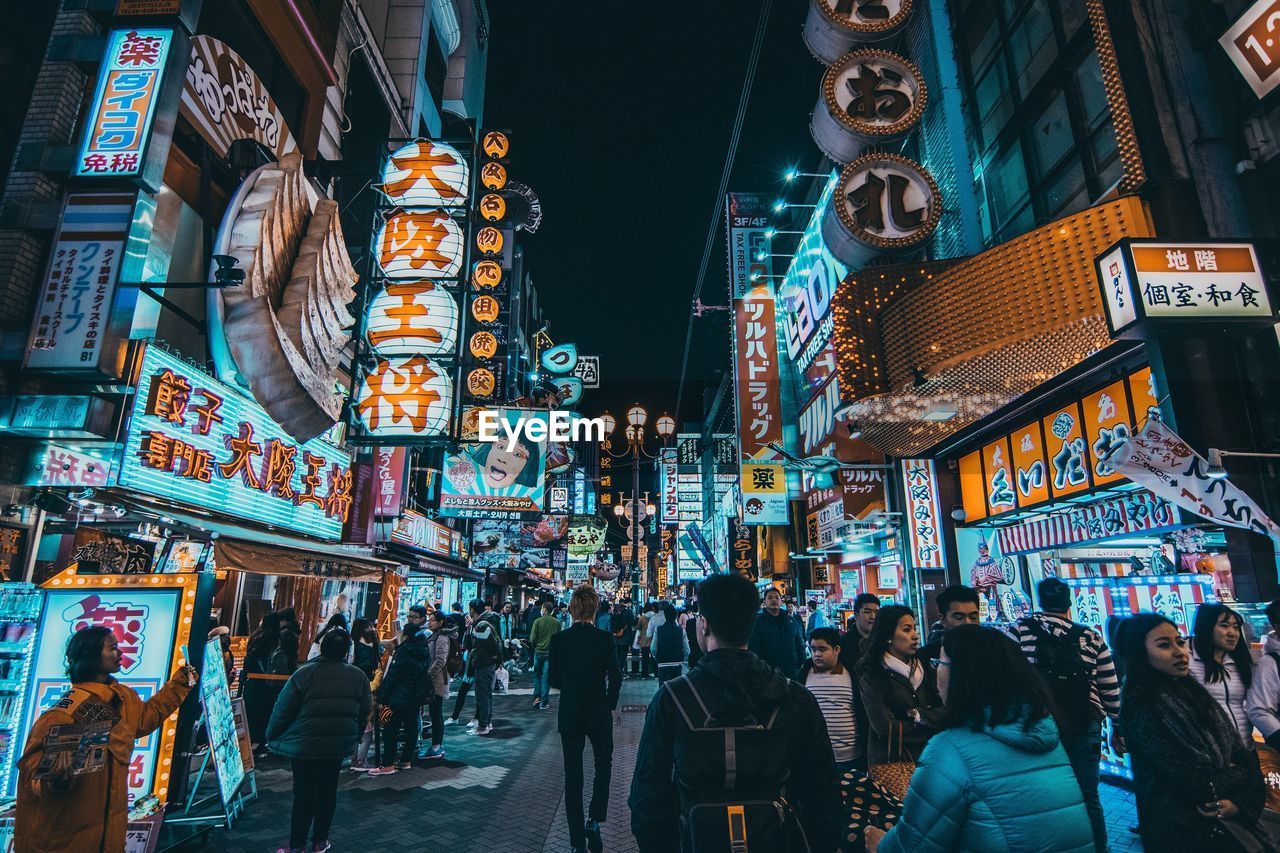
[
  {"left": 118, "top": 344, "right": 353, "bottom": 540},
  {"left": 13, "top": 575, "right": 199, "bottom": 803},
  {"left": 900, "top": 458, "right": 946, "bottom": 570},
  {"left": 378, "top": 140, "right": 470, "bottom": 207},
  {"left": 376, "top": 211, "right": 465, "bottom": 279},
  {"left": 438, "top": 409, "right": 549, "bottom": 519},
  {"left": 199, "top": 636, "right": 245, "bottom": 805},
  {"left": 366, "top": 282, "right": 459, "bottom": 358},
  {"left": 1220, "top": 0, "right": 1280, "bottom": 98},
  {"left": 354, "top": 355, "right": 455, "bottom": 438},
  {"left": 781, "top": 173, "right": 847, "bottom": 373},
  {"left": 76, "top": 28, "right": 175, "bottom": 180}
]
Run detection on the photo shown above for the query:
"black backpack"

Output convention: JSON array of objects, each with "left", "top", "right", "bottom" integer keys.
[
  {"left": 1025, "top": 619, "right": 1094, "bottom": 735},
  {"left": 663, "top": 674, "right": 811, "bottom": 853}
]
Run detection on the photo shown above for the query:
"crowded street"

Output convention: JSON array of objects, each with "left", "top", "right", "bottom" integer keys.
[{"left": 2, "top": 0, "right": 1280, "bottom": 851}]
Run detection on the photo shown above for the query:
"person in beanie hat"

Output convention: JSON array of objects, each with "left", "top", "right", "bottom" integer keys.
[{"left": 1011, "top": 576, "right": 1121, "bottom": 852}]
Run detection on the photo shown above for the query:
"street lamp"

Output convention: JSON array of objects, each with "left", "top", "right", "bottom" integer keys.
[
  {"left": 655, "top": 414, "right": 675, "bottom": 440},
  {"left": 600, "top": 411, "right": 616, "bottom": 436},
  {"left": 627, "top": 404, "right": 648, "bottom": 429}
]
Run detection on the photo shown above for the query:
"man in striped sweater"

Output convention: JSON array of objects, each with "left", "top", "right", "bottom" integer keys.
[
  {"left": 797, "top": 626, "right": 861, "bottom": 772},
  {"left": 1012, "top": 577, "right": 1120, "bottom": 853}
]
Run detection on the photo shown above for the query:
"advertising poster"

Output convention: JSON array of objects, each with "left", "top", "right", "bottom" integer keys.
[
  {"left": 956, "top": 527, "right": 1031, "bottom": 624},
  {"left": 470, "top": 516, "right": 567, "bottom": 570},
  {"left": 439, "top": 409, "right": 549, "bottom": 519},
  {"left": 230, "top": 697, "right": 254, "bottom": 772},
  {"left": 199, "top": 638, "right": 245, "bottom": 805},
  {"left": 1059, "top": 580, "right": 1117, "bottom": 640}
]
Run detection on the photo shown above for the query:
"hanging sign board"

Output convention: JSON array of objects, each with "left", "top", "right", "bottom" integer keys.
[{"left": 1219, "top": 0, "right": 1280, "bottom": 98}]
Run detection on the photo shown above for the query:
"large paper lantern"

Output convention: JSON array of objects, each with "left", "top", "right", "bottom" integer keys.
[
  {"left": 480, "top": 162, "right": 508, "bottom": 191},
  {"left": 376, "top": 210, "right": 464, "bottom": 279},
  {"left": 354, "top": 356, "right": 453, "bottom": 436},
  {"left": 541, "top": 343, "right": 578, "bottom": 375},
  {"left": 821, "top": 151, "right": 940, "bottom": 269},
  {"left": 366, "top": 282, "right": 459, "bottom": 357},
  {"left": 379, "top": 141, "right": 470, "bottom": 207}
]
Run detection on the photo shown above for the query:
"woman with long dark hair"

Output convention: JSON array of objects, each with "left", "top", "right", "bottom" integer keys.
[
  {"left": 308, "top": 613, "right": 350, "bottom": 661},
  {"left": 856, "top": 605, "right": 943, "bottom": 776},
  {"left": 1191, "top": 603, "right": 1256, "bottom": 748},
  {"left": 243, "top": 611, "right": 284, "bottom": 750},
  {"left": 866, "top": 625, "right": 1092, "bottom": 851},
  {"left": 15, "top": 626, "right": 197, "bottom": 852},
  {"left": 1119, "top": 613, "right": 1269, "bottom": 852}
]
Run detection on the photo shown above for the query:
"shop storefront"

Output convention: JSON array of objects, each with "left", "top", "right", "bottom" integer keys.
[{"left": 384, "top": 509, "right": 480, "bottom": 629}]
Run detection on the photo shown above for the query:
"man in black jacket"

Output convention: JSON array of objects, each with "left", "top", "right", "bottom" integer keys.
[
  {"left": 464, "top": 599, "right": 501, "bottom": 736},
  {"left": 748, "top": 586, "right": 806, "bottom": 674},
  {"left": 630, "top": 573, "right": 841, "bottom": 852},
  {"left": 549, "top": 584, "right": 622, "bottom": 853},
  {"left": 370, "top": 622, "right": 429, "bottom": 776},
  {"left": 839, "top": 593, "right": 880, "bottom": 670}
]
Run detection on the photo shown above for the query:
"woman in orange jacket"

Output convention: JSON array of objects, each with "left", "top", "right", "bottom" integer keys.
[{"left": 14, "top": 625, "right": 196, "bottom": 852}]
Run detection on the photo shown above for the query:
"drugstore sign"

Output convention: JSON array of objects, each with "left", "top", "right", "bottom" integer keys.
[{"left": 119, "top": 344, "right": 353, "bottom": 539}]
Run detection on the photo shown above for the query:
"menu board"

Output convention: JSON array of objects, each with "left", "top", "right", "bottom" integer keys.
[{"left": 199, "top": 637, "right": 245, "bottom": 805}]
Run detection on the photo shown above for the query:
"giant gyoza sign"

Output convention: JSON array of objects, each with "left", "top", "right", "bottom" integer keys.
[{"left": 119, "top": 344, "right": 353, "bottom": 540}]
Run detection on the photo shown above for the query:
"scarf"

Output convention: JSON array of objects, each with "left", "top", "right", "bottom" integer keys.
[
  {"left": 882, "top": 652, "right": 924, "bottom": 690},
  {"left": 1132, "top": 675, "right": 1237, "bottom": 769}
]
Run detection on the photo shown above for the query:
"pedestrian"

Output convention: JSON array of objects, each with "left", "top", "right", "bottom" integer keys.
[
  {"left": 807, "top": 599, "right": 830, "bottom": 632},
  {"left": 445, "top": 610, "right": 475, "bottom": 728},
  {"left": 423, "top": 610, "right": 455, "bottom": 760},
  {"left": 499, "top": 601, "right": 517, "bottom": 642},
  {"left": 307, "top": 613, "right": 349, "bottom": 661},
  {"left": 243, "top": 611, "right": 284, "bottom": 752},
  {"left": 748, "top": 587, "right": 806, "bottom": 674},
  {"left": 633, "top": 605, "right": 652, "bottom": 678},
  {"left": 530, "top": 600, "right": 561, "bottom": 710},
  {"left": 210, "top": 625, "right": 235, "bottom": 688},
  {"left": 645, "top": 600, "right": 668, "bottom": 673},
  {"left": 630, "top": 572, "right": 841, "bottom": 852},
  {"left": 369, "top": 621, "right": 430, "bottom": 776},
  {"left": 684, "top": 602, "right": 702, "bottom": 669},
  {"left": 595, "top": 599, "right": 612, "bottom": 633},
  {"left": 557, "top": 602, "right": 572, "bottom": 630},
  {"left": 857, "top": 604, "right": 943, "bottom": 796},
  {"left": 464, "top": 598, "right": 501, "bottom": 736},
  {"left": 277, "top": 607, "right": 302, "bottom": 673},
  {"left": 350, "top": 618, "right": 382, "bottom": 681},
  {"left": 797, "top": 626, "right": 861, "bottom": 773},
  {"left": 653, "top": 602, "right": 689, "bottom": 683},
  {"left": 405, "top": 604, "right": 428, "bottom": 630},
  {"left": 549, "top": 584, "right": 622, "bottom": 853},
  {"left": 1012, "top": 577, "right": 1120, "bottom": 852},
  {"left": 1191, "top": 603, "right": 1255, "bottom": 748},
  {"left": 840, "top": 593, "right": 880, "bottom": 668},
  {"left": 521, "top": 598, "right": 540, "bottom": 638},
  {"left": 864, "top": 625, "right": 1093, "bottom": 852},
  {"left": 14, "top": 626, "right": 197, "bottom": 853},
  {"left": 1118, "top": 613, "right": 1270, "bottom": 852},
  {"left": 1246, "top": 598, "right": 1280, "bottom": 751},
  {"left": 266, "top": 628, "right": 370, "bottom": 853},
  {"left": 918, "top": 585, "right": 981, "bottom": 662},
  {"left": 610, "top": 602, "right": 634, "bottom": 676}
]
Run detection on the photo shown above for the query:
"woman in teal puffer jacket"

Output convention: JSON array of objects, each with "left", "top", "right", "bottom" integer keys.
[{"left": 868, "top": 625, "right": 1093, "bottom": 853}]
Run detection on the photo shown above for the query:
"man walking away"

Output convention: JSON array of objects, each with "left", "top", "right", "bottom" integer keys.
[
  {"left": 684, "top": 603, "right": 702, "bottom": 669},
  {"left": 465, "top": 599, "right": 502, "bottom": 736},
  {"left": 918, "top": 584, "right": 981, "bottom": 663},
  {"left": 630, "top": 573, "right": 841, "bottom": 852},
  {"left": 1247, "top": 598, "right": 1280, "bottom": 750},
  {"left": 611, "top": 602, "right": 634, "bottom": 677},
  {"left": 1013, "top": 577, "right": 1119, "bottom": 852},
  {"left": 633, "top": 605, "right": 653, "bottom": 678},
  {"left": 749, "top": 587, "right": 806, "bottom": 675},
  {"left": 798, "top": 627, "right": 860, "bottom": 773},
  {"left": 369, "top": 622, "right": 430, "bottom": 776},
  {"left": 530, "top": 601, "right": 561, "bottom": 710},
  {"left": 653, "top": 602, "right": 689, "bottom": 683},
  {"left": 840, "top": 594, "right": 879, "bottom": 670},
  {"left": 550, "top": 584, "right": 622, "bottom": 853},
  {"left": 423, "top": 610, "right": 455, "bottom": 760}
]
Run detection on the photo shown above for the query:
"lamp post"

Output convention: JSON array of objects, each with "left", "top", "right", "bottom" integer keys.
[{"left": 601, "top": 404, "right": 662, "bottom": 602}]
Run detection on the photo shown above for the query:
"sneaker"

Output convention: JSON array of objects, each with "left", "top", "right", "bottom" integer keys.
[
  {"left": 443, "top": 717, "right": 458, "bottom": 726},
  {"left": 424, "top": 746, "right": 446, "bottom": 760},
  {"left": 541, "top": 703, "right": 552, "bottom": 711},
  {"left": 465, "top": 719, "right": 480, "bottom": 729},
  {"left": 474, "top": 724, "right": 493, "bottom": 736},
  {"left": 275, "top": 847, "right": 303, "bottom": 853},
  {"left": 586, "top": 820, "right": 603, "bottom": 853},
  {"left": 349, "top": 763, "right": 370, "bottom": 772},
  {"left": 367, "top": 766, "right": 397, "bottom": 777},
  {"left": 311, "top": 844, "right": 332, "bottom": 853},
  {"left": 394, "top": 761, "right": 412, "bottom": 770}
]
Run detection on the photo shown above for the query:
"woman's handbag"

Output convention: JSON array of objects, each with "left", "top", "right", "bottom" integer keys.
[
  {"left": 868, "top": 721, "right": 916, "bottom": 802},
  {"left": 841, "top": 770, "right": 904, "bottom": 850}
]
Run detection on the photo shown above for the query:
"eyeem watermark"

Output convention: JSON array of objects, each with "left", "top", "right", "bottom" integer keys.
[{"left": 477, "top": 410, "right": 606, "bottom": 450}]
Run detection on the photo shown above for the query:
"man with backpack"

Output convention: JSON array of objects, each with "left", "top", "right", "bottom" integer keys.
[
  {"left": 464, "top": 599, "right": 502, "bottom": 736},
  {"left": 629, "top": 572, "right": 841, "bottom": 852},
  {"left": 369, "top": 622, "right": 431, "bottom": 776},
  {"left": 1013, "top": 576, "right": 1119, "bottom": 853}
]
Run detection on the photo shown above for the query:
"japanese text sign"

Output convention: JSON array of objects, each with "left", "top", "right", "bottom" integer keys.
[
  {"left": 900, "top": 458, "right": 946, "bottom": 570},
  {"left": 741, "top": 462, "right": 787, "bottom": 526},
  {"left": 781, "top": 173, "right": 848, "bottom": 373},
  {"left": 1220, "top": 0, "right": 1280, "bottom": 98},
  {"left": 119, "top": 344, "right": 353, "bottom": 539},
  {"left": 733, "top": 295, "right": 784, "bottom": 460},
  {"left": 995, "top": 490, "right": 1180, "bottom": 555},
  {"left": 76, "top": 29, "right": 174, "bottom": 180},
  {"left": 438, "top": 409, "right": 549, "bottom": 520},
  {"left": 725, "top": 193, "right": 772, "bottom": 300}
]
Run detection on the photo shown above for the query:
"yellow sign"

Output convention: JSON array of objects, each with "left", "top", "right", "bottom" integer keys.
[
  {"left": 482, "top": 131, "right": 510, "bottom": 159},
  {"left": 472, "top": 260, "right": 502, "bottom": 289},
  {"left": 471, "top": 294, "right": 500, "bottom": 323},
  {"left": 466, "top": 367, "right": 495, "bottom": 398},
  {"left": 469, "top": 331, "right": 499, "bottom": 360},
  {"left": 480, "top": 162, "right": 508, "bottom": 190},
  {"left": 475, "top": 226, "right": 504, "bottom": 256},
  {"left": 479, "top": 193, "right": 507, "bottom": 222}
]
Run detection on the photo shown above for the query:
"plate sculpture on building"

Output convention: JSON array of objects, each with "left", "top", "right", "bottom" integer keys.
[
  {"left": 812, "top": 49, "right": 927, "bottom": 164},
  {"left": 821, "top": 151, "right": 941, "bottom": 268},
  {"left": 802, "top": 0, "right": 913, "bottom": 64}
]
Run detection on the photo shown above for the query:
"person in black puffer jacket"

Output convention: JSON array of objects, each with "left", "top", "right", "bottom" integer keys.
[
  {"left": 372, "top": 622, "right": 431, "bottom": 775},
  {"left": 748, "top": 587, "right": 806, "bottom": 675},
  {"left": 267, "top": 629, "right": 371, "bottom": 853}
]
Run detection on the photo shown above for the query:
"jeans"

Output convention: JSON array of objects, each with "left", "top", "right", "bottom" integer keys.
[
  {"left": 427, "top": 694, "right": 444, "bottom": 747},
  {"left": 614, "top": 644, "right": 629, "bottom": 675},
  {"left": 640, "top": 646, "right": 652, "bottom": 677},
  {"left": 475, "top": 663, "right": 496, "bottom": 727},
  {"left": 1062, "top": 723, "right": 1106, "bottom": 852},
  {"left": 561, "top": 719, "right": 614, "bottom": 849},
  {"left": 533, "top": 652, "right": 551, "bottom": 706},
  {"left": 381, "top": 705, "right": 419, "bottom": 766},
  {"left": 290, "top": 757, "right": 342, "bottom": 848},
  {"left": 451, "top": 677, "right": 472, "bottom": 721}
]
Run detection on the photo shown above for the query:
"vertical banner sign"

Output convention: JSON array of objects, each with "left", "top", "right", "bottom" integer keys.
[
  {"left": 373, "top": 447, "right": 408, "bottom": 515},
  {"left": 900, "top": 459, "right": 947, "bottom": 570},
  {"left": 725, "top": 193, "right": 773, "bottom": 299},
  {"left": 1220, "top": 0, "right": 1280, "bottom": 98},
  {"left": 26, "top": 193, "right": 136, "bottom": 372},
  {"left": 76, "top": 29, "right": 175, "bottom": 181},
  {"left": 729, "top": 520, "right": 758, "bottom": 581},
  {"left": 659, "top": 448, "right": 679, "bottom": 524},
  {"left": 733, "top": 295, "right": 784, "bottom": 459}
]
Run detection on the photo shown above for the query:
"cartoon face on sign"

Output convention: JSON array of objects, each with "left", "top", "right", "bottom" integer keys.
[{"left": 63, "top": 594, "right": 149, "bottom": 674}]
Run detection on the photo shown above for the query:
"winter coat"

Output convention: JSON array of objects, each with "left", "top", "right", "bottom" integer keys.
[
  {"left": 1190, "top": 649, "right": 1254, "bottom": 748},
  {"left": 1247, "top": 632, "right": 1280, "bottom": 745},
  {"left": 858, "top": 658, "right": 943, "bottom": 765},
  {"left": 427, "top": 627, "right": 455, "bottom": 699},
  {"left": 876, "top": 712, "right": 1094, "bottom": 853},
  {"left": 378, "top": 633, "right": 431, "bottom": 708},
  {"left": 465, "top": 616, "right": 501, "bottom": 671},
  {"left": 747, "top": 609, "right": 806, "bottom": 675},
  {"left": 352, "top": 640, "right": 381, "bottom": 681},
  {"left": 16, "top": 675, "right": 191, "bottom": 853},
  {"left": 611, "top": 609, "right": 635, "bottom": 647},
  {"left": 653, "top": 619, "right": 689, "bottom": 665},
  {"left": 266, "top": 658, "right": 371, "bottom": 760},
  {"left": 628, "top": 648, "right": 842, "bottom": 853}
]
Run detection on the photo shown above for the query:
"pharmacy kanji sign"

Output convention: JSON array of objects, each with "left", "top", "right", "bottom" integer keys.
[{"left": 1096, "top": 239, "right": 1276, "bottom": 339}]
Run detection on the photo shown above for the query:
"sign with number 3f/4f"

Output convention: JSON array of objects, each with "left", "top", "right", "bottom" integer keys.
[{"left": 1220, "top": 0, "right": 1280, "bottom": 98}]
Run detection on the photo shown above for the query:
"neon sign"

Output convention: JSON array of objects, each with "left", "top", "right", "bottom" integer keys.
[{"left": 76, "top": 29, "right": 174, "bottom": 179}]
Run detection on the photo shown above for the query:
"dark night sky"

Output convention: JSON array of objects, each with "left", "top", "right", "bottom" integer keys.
[{"left": 484, "top": 1, "right": 822, "bottom": 427}]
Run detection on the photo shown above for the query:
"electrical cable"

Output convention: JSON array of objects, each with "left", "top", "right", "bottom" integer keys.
[{"left": 673, "top": 0, "right": 774, "bottom": 425}]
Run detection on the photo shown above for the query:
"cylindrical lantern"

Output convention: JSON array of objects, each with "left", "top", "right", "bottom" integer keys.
[
  {"left": 366, "top": 282, "right": 459, "bottom": 357},
  {"left": 811, "top": 49, "right": 927, "bottom": 164},
  {"left": 820, "top": 151, "right": 941, "bottom": 269},
  {"left": 354, "top": 356, "right": 454, "bottom": 436},
  {"left": 475, "top": 226, "right": 504, "bottom": 256},
  {"left": 378, "top": 140, "right": 470, "bottom": 207},
  {"left": 472, "top": 260, "right": 503, "bottom": 289},
  {"left": 465, "top": 366, "right": 496, "bottom": 399},
  {"left": 480, "top": 161, "right": 508, "bottom": 191},
  {"left": 376, "top": 210, "right": 464, "bottom": 279},
  {"left": 802, "top": 0, "right": 913, "bottom": 65}
]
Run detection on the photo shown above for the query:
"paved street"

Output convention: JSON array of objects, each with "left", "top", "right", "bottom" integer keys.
[{"left": 177, "top": 671, "right": 1144, "bottom": 852}]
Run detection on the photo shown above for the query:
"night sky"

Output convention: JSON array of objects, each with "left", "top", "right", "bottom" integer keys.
[{"left": 485, "top": 1, "right": 822, "bottom": 428}]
